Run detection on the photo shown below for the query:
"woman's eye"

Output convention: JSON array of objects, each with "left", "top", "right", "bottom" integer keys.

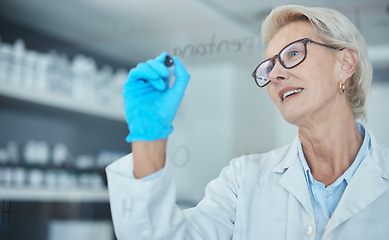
[
  {"left": 290, "top": 50, "right": 300, "bottom": 57},
  {"left": 267, "top": 65, "right": 274, "bottom": 73}
]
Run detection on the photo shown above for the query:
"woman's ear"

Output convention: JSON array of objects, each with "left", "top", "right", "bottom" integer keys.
[{"left": 340, "top": 49, "right": 358, "bottom": 80}]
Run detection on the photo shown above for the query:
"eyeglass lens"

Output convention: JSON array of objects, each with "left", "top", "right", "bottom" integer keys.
[{"left": 254, "top": 40, "right": 306, "bottom": 87}]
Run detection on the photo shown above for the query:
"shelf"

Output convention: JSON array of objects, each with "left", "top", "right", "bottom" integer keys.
[
  {"left": 0, "top": 84, "right": 125, "bottom": 122},
  {"left": 0, "top": 187, "right": 109, "bottom": 202}
]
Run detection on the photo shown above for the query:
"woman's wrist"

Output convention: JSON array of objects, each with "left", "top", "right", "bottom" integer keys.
[{"left": 132, "top": 139, "right": 167, "bottom": 178}]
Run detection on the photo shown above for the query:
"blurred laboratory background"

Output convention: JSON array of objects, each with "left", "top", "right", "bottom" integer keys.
[{"left": 0, "top": 0, "right": 388, "bottom": 239}]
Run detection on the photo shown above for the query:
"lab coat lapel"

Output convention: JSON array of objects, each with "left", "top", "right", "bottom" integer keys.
[
  {"left": 324, "top": 146, "right": 389, "bottom": 237},
  {"left": 278, "top": 158, "right": 315, "bottom": 218},
  {"left": 275, "top": 138, "right": 315, "bottom": 218}
]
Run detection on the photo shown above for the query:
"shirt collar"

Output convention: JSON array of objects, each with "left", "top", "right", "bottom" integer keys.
[{"left": 298, "top": 121, "right": 371, "bottom": 187}]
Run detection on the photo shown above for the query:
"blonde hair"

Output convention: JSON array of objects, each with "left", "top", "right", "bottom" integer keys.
[{"left": 261, "top": 5, "right": 373, "bottom": 120}]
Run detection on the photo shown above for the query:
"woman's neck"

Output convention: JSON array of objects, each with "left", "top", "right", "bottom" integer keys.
[{"left": 298, "top": 114, "right": 363, "bottom": 187}]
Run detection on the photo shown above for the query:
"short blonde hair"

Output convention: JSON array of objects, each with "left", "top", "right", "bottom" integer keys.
[{"left": 261, "top": 5, "right": 373, "bottom": 120}]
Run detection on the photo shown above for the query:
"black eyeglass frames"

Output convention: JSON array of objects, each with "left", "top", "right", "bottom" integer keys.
[{"left": 252, "top": 38, "right": 343, "bottom": 88}]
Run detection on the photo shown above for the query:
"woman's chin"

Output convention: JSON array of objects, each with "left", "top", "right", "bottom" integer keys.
[{"left": 280, "top": 110, "right": 304, "bottom": 126}]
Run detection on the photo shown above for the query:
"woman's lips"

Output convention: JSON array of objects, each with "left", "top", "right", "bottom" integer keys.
[{"left": 280, "top": 88, "right": 304, "bottom": 101}]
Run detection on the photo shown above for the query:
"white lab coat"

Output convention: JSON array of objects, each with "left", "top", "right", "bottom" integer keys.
[{"left": 106, "top": 131, "right": 389, "bottom": 240}]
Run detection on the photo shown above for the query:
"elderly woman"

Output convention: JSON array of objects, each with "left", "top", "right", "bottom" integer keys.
[{"left": 106, "top": 5, "right": 389, "bottom": 240}]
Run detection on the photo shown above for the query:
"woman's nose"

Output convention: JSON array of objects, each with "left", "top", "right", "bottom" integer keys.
[{"left": 268, "top": 61, "right": 287, "bottom": 84}]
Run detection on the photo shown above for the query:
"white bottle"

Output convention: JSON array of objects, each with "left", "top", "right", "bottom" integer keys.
[
  {"left": 24, "top": 50, "right": 38, "bottom": 89},
  {"left": 13, "top": 167, "right": 26, "bottom": 187},
  {"left": 9, "top": 39, "right": 26, "bottom": 86},
  {"left": 6, "top": 141, "right": 19, "bottom": 164},
  {"left": 29, "top": 168, "right": 44, "bottom": 187},
  {"left": 111, "top": 68, "right": 127, "bottom": 109},
  {"left": 35, "top": 53, "right": 50, "bottom": 92},
  {"left": 52, "top": 143, "right": 69, "bottom": 166},
  {"left": 97, "top": 65, "right": 113, "bottom": 105},
  {"left": 46, "top": 50, "right": 59, "bottom": 94},
  {"left": 58, "top": 54, "right": 72, "bottom": 96},
  {"left": 71, "top": 54, "right": 88, "bottom": 100},
  {"left": 0, "top": 42, "right": 12, "bottom": 84}
]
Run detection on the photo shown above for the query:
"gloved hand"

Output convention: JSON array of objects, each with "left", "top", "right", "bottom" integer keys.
[{"left": 123, "top": 52, "right": 190, "bottom": 142}]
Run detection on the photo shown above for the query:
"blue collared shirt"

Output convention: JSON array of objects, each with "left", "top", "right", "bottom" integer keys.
[{"left": 297, "top": 122, "right": 371, "bottom": 240}]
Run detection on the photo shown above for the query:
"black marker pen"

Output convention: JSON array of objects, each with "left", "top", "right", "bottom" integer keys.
[{"left": 164, "top": 55, "right": 175, "bottom": 87}]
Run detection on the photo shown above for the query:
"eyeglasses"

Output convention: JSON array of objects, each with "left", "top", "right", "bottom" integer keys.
[{"left": 252, "top": 38, "right": 343, "bottom": 88}]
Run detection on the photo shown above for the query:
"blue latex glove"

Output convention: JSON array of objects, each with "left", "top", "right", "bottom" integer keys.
[{"left": 123, "top": 52, "right": 190, "bottom": 142}]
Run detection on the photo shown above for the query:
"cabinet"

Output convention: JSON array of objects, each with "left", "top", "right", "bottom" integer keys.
[{"left": 0, "top": 19, "right": 130, "bottom": 240}]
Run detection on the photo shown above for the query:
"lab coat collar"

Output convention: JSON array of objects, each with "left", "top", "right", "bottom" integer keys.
[
  {"left": 272, "top": 136, "right": 300, "bottom": 174},
  {"left": 323, "top": 130, "right": 389, "bottom": 238}
]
